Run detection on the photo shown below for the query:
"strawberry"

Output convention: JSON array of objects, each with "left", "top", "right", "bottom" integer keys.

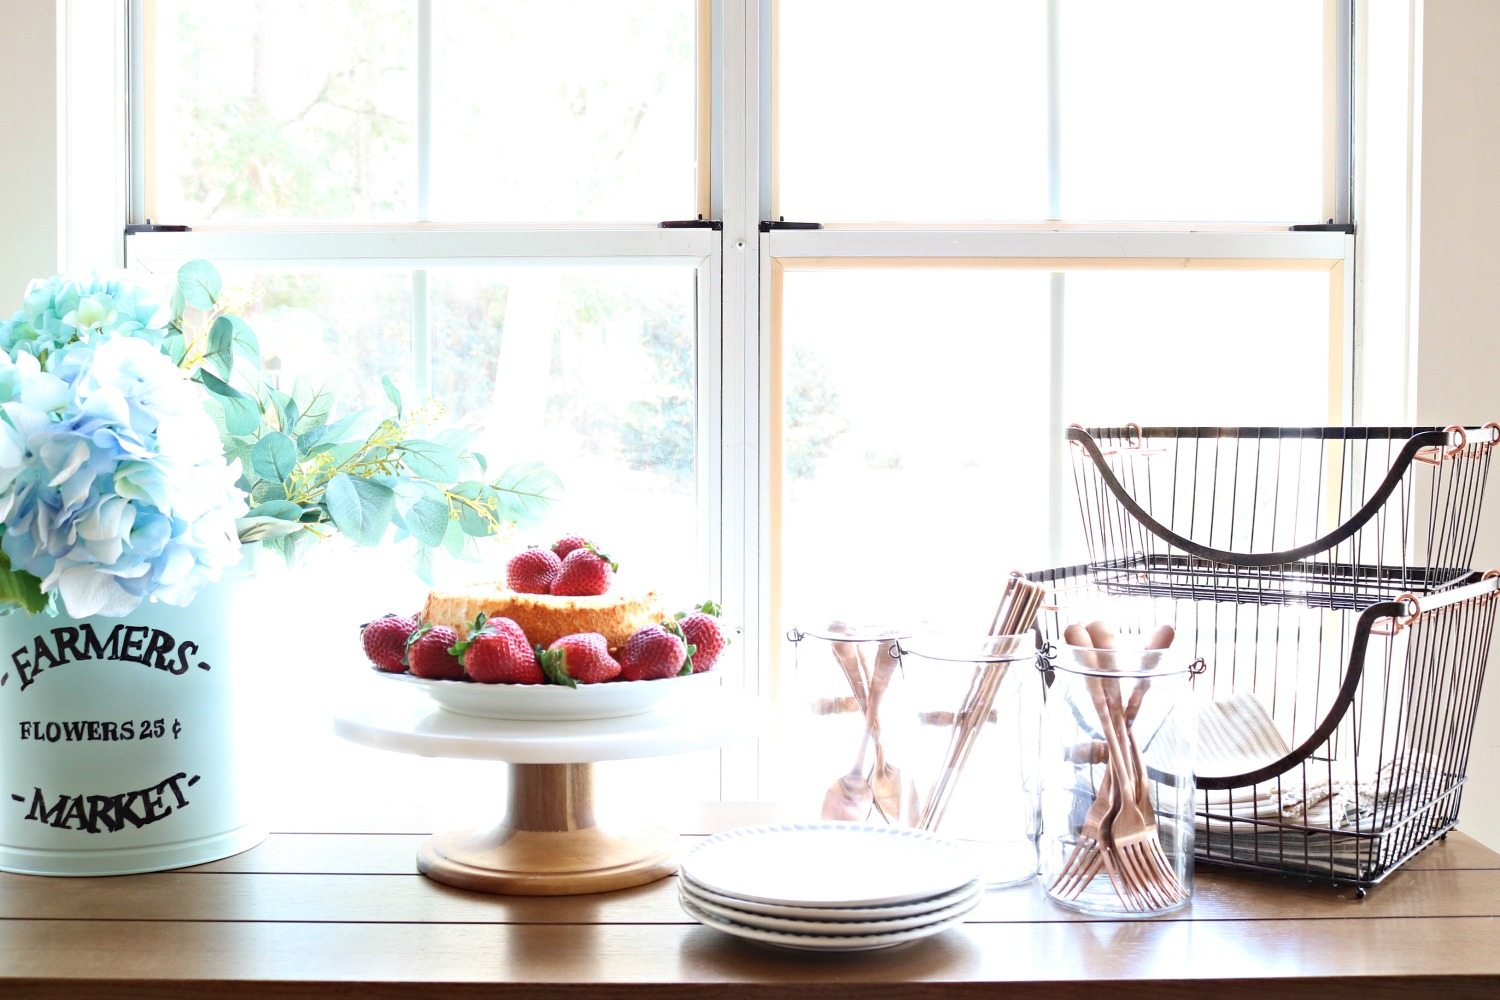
[
  {"left": 455, "top": 615, "right": 543, "bottom": 684},
  {"left": 550, "top": 544, "right": 617, "bottom": 597},
  {"left": 406, "top": 622, "right": 465, "bottom": 680},
  {"left": 506, "top": 547, "right": 562, "bottom": 595},
  {"left": 619, "top": 625, "right": 690, "bottom": 682},
  {"left": 551, "top": 534, "right": 590, "bottom": 560},
  {"left": 539, "top": 632, "right": 621, "bottom": 686},
  {"left": 361, "top": 613, "right": 418, "bottom": 672},
  {"left": 676, "top": 601, "right": 727, "bottom": 673}
]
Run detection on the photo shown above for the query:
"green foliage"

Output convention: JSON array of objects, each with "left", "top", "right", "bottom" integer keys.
[
  {"left": 170, "top": 260, "right": 558, "bottom": 573},
  {"left": 0, "top": 550, "right": 47, "bottom": 615}
]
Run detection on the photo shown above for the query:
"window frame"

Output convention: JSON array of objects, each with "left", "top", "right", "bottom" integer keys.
[{"left": 117, "top": 0, "right": 1357, "bottom": 802}]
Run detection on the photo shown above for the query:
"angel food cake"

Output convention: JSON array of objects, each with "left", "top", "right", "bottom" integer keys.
[
  {"left": 420, "top": 586, "right": 662, "bottom": 651},
  {"left": 360, "top": 534, "right": 727, "bottom": 687}
]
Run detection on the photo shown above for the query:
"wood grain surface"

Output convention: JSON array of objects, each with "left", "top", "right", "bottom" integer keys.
[{"left": 1, "top": 804, "right": 1497, "bottom": 1000}]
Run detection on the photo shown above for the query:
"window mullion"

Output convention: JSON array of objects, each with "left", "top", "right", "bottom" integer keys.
[{"left": 416, "top": 0, "right": 432, "bottom": 222}]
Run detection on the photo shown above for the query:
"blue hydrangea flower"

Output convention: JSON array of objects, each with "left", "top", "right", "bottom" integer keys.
[
  {"left": 0, "top": 337, "right": 246, "bottom": 618},
  {"left": 0, "top": 272, "right": 171, "bottom": 360}
]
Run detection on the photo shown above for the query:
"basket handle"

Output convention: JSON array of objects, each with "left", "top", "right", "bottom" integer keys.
[{"left": 1067, "top": 425, "right": 1464, "bottom": 568}]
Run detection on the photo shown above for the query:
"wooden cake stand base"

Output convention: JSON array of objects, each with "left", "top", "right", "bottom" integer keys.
[
  {"left": 335, "top": 678, "right": 757, "bottom": 896},
  {"left": 417, "top": 762, "right": 676, "bottom": 895}
]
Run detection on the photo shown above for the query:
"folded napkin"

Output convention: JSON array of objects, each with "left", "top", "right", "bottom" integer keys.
[{"left": 1197, "top": 691, "right": 1292, "bottom": 781}]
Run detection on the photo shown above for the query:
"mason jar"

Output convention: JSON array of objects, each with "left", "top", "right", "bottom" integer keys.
[
  {"left": 782, "top": 623, "right": 912, "bottom": 827},
  {"left": 895, "top": 633, "right": 1042, "bottom": 887},
  {"left": 1038, "top": 640, "right": 1196, "bottom": 916}
]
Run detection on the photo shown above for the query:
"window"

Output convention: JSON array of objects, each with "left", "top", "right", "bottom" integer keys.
[{"left": 125, "top": 0, "right": 1353, "bottom": 812}]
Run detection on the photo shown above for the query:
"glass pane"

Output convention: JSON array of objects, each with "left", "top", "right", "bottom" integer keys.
[
  {"left": 776, "top": 2, "right": 1050, "bottom": 223},
  {"left": 778, "top": 269, "right": 1054, "bottom": 633},
  {"left": 1059, "top": 0, "right": 1327, "bottom": 222},
  {"left": 429, "top": 266, "right": 700, "bottom": 592},
  {"left": 148, "top": 0, "right": 416, "bottom": 222},
  {"left": 1061, "top": 268, "right": 1334, "bottom": 424},
  {"left": 776, "top": 264, "right": 1337, "bottom": 631},
  {"left": 775, "top": 0, "right": 1329, "bottom": 223},
  {"left": 429, "top": 1, "right": 698, "bottom": 222},
  {"left": 220, "top": 269, "right": 414, "bottom": 415}
]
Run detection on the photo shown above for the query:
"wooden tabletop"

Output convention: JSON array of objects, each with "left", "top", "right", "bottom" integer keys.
[{"left": 2, "top": 803, "right": 1498, "bottom": 999}]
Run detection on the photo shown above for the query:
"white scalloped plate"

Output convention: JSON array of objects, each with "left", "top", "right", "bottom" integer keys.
[
  {"left": 679, "top": 872, "right": 982, "bottom": 920},
  {"left": 375, "top": 668, "right": 720, "bottom": 721},
  {"left": 678, "top": 883, "right": 981, "bottom": 935},
  {"left": 680, "top": 822, "right": 981, "bottom": 908},
  {"left": 678, "top": 896, "right": 970, "bottom": 952}
]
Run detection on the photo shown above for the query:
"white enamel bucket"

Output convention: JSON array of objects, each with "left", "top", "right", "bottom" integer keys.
[{"left": 0, "top": 552, "right": 267, "bottom": 875}]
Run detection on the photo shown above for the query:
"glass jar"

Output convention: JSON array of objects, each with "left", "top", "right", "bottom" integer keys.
[
  {"left": 782, "top": 623, "right": 913, "bottom": 827},
  {"left": 1038, "top": 641, "right": 1196, "bottom": 916},
  {"left": 895, "top": 634, "right": 1042, "bottom": 887}
]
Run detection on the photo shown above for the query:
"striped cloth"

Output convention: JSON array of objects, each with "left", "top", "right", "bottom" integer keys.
[{"left": 1197, "top": 691, "right": 1291, "bottom": 781}]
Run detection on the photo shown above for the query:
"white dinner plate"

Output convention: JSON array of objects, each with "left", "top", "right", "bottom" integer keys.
[
  {"left": 678, "top": 896, "right": 970, "bottom": 952},
  {"left": 375, "top": 668, "right": 719, "bottom": 721},
  {"left": 678, "top": 883, "right": 981, "bottom": 935},
  {"left": 679, "top": 872, "right": 982, "bottom": 921},
  {"left": 680, "top": 822, "right": 981, "bottom": 908}
]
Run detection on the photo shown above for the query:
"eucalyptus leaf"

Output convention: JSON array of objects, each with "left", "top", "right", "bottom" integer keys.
[
  {"left": 176, "top": 260, "right": 221, "bottom": 310},
  {"left": 403, "top": 495, "right": 451, "bottom": 546},
  {"left": 398, "top": 439, "right": 462, "bottom": 481},
  {"left": 236, "top": 515, "right": 307, "bottom": 543},
  {"left": 413, "top": 545, "right": 435, "bottom": 586},
  {"left": 246, "top": 500, "right": 305, "bottom": 521},
  {"left": 161, "top": 331, "right": 187, "bottom": 366},
  {"left": 250, "top": 481, "right": 287, "bottom": 504},
  {"left": 441, "top": 517, "right": 469, "bottom": 558},
  {"left": 250, "top": 432, "right": 299, "bottom": 482},
  {"left": 290, "top": 377, "right": 335, "bottom": 433},
  {"left": 381, "top": 374, "right": 402, "bottom": 417},
  {"left": 298, "top": 411, "right": 364, "bottom": 454},
  {"left": 433, "top": 426, "right": 476, "bottom": 452},
  {"left": 193, "top": 368, "right": 246, "bottom": 400},
  {"left": 213, "top": 392, "right": 262, "bottom": 437},
  {"left": 490, "top": 461, "right": 563, "bottom": 525},
  {"left": 326, "top": 473, "right": 396, "bottom": 546},
  {"left": 205, "top": 314, "right": 261, "bottom": 377}
]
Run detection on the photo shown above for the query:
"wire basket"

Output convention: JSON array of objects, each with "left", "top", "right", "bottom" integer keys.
[
  {"left": 1030, "top": 564, "right": 1499, "bottom": 887},
  {"left": 1068, "top": 424, "right": 1499, "bottom": 609}
]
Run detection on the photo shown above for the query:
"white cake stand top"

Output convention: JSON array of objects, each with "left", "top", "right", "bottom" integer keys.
[{"left": 335, "top": 674, "right": 760, "bottom": 765}]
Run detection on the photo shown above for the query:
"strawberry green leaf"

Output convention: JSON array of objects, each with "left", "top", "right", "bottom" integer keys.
[
  {"left": 538, "top": 647, "right": 577, "bottom": 688},
  {"left": 405, "top": 622, "right": 433, "bottom": 655},
  {"left": 678, "top": 643, "right": 697, "bottom": 676}
]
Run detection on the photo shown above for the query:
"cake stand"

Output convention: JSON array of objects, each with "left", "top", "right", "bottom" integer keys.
[{"left": 335, "top": 677, "right": 758, "bottom": 896}]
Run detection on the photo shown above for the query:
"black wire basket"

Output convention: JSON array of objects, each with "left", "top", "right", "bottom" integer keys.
[
  {"left": 1068, "top": 424, "right": 1498, "bottom": 608},
  {"left": 1038, "top": 424, "right": 1500, "bottom": 888}
]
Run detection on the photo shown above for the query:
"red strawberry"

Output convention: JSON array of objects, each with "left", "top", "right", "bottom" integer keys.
[
  {"left": 550, "top": 545, "right": 617, "bottom": 597},
  {"left": 362, "top": 613, "right": 418, "bottom": 672},
  {"left": 406, "top": 622, "right": 465, "bottom": 680},
  {"left": 457, "top": 616, "right": 544, "bottom": 684},
  {"left": 551, "top": 534, "right": 590, "bottom": 560},
  {"left": 507, "top": 547, "right": 562, "bottom": 594},
  {"left": 539, "top": 632, "right": 621, "bottom": 686},
  {"left": 619, "top": 625, "right": 689, "bottom": 681},
  {"left": 676, "top": 601, "right": 727, "bottom": 673}
]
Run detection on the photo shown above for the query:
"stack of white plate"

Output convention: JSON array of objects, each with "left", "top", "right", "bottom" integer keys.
[{"left": 677, "top": 822, "right": 983, "bottom": 952}]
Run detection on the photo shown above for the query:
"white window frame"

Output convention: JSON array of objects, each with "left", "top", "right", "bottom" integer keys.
[{"left": 109, "top": 0, "right": 1357, "bottom": 802}]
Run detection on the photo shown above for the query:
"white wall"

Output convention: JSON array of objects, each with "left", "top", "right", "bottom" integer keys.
[
  {"left": 1413, "top": 0, "right": 1500, "bottom": 849},
  {"left": 0, "top": 0, "right": 61, "bottom": 301}
]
